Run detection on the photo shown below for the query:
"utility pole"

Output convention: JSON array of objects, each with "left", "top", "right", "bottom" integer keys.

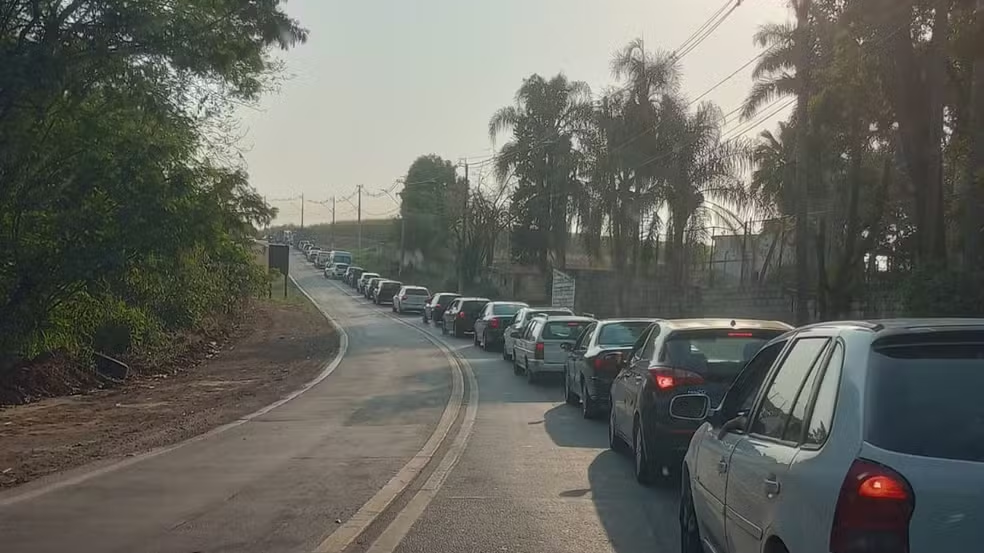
[
  {"left": 331, "top": 195, "right": 336, "bottom": 249},
  {"left": 457, "top": 162, "right": 469, "bottom": 294},
  {"left": 793, "top": 0, "right": 812, "bottom": 325},
  {"left": 357, "top": 185, "right": 363, "bottom": 252},
  {"left": 300, "top": 193, "right": 305, "bottom": 229},
  {"left": 399, "top": 214, "right": 407, "bottom": 277}
]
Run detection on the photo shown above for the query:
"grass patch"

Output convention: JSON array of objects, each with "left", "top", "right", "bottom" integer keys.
[{"left": 264, "top": 273, "right": 312, "bottom": 311}]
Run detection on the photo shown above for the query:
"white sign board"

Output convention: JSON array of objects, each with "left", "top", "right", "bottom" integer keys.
[{"left": 551, "top": 269, "right": 576, "bottom": 310}]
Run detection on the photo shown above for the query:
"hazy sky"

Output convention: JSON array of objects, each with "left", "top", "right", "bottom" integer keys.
[{"left": 240, "top": 0, "right": 792, "bottom": 226}]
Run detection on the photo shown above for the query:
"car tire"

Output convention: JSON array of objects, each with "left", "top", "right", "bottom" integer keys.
[
  {"left": 454, "top": 323, "right": 464, "bottom": 339},
  {"left": 581, "top": 381, "right": 597, "bottom": 419},
  {"left": 473, "top": 332, "right": 480, "bottom": 346},
  {"left": 563, "top": 369, "right": 578, "bottom": 405},
  {"left": 513, "top": 356, "right": 523, "bottom": 376},
  {"left": 441, "top": 321, "right": 447, "bottom": 335},
  {"left": 501, "top": 347, "right": 509, "bottom": 361},
  {"left": 634, "top": 422, "right": 653, "bottom": 485},
  {"left": 609, "top": 408, "right": 626, "bottom": 452},
  {"left": 525, "top": 360, "right": 537, "bottom": 384},
  {"left": 680, "top": 471, "right": 704, "bottom": 553}
]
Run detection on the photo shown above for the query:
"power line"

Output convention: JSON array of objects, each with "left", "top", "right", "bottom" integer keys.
[
  {"left": 688, "top": 49, "right": 770, "bottom": 107},
  {"left": 673, "top": 0, "right": 741, "bottom": 62}
]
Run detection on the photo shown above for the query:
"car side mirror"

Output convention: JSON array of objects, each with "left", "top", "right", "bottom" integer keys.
[
  {"left": 717, "top": 415, "right": 748, "bottom": 441},
  {"left": 669, "top": 394, "right": 710, "bottom": 421}
]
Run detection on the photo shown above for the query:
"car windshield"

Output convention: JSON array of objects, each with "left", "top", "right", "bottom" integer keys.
[
  {"left": 492, "top": 304, "right": 525, "bottom": 316},
  {"left": 597, "top": 322, "right": 652, "bottom": 346},
  {"left": 542, "top": 321, "right": 591, "bottom": 340},
  {"left": 661, "top": 329, "right": 784, "bottom": 383},
  {"left": 867, "top": 341, "right": 984, "bottom": 463}
]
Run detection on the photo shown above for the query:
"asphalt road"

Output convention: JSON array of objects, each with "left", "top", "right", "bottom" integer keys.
[{"left": 0, "top": 254, "right": 681, "bottom": 553}]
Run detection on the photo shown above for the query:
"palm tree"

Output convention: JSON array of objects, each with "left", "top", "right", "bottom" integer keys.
[
  {"left": 750, "top": 122, "right": 796, "bottom": 216},
  {"left": 489, "top": 74, "right": 593, "bottom": 269}
]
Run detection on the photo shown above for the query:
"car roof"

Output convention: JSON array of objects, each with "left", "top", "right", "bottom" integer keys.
[
  {"left": 363, "top": 273, "right": 380, "bottom": 277},
  {"left": 456, "top": 297, "right": 490, "bottom": 302},
  {"left": 537, "top": 316, "right": 595, "bottom": 323},
  {"left": 434, "top": 292, "right": 461, "bottom": 297},
  {"left": 402, "top": 285, "right": 427, "bottom": 289},
  {"left": 791, "top": 318, "right": 984, "bottom": 336},
  {"left": 598, "top": 318, "right": 660, "bottom": 325},
  {"left": 659, "top": 318, "right": 794, "bottom": 332},
  {"left": 489, "top": 301, "right": 528, "bottom": 305},
  {"left": 379, "top": 279, "right": 401, "bottom": 285}
]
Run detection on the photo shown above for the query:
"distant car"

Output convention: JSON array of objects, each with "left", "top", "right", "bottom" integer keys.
[
  {"left": 345, "top": 266, "right": 364, "bottom": 286},
  {"left": 373, "top": 280, "right": 402, "bottom": 305},
  {"left": 562, "top": 319, "right": 658, "bottom": 418},
  {"left": 298, "top": 240, "right": 311, "bottom": 251},
  {"left": 512, "top": 316, "right": 595, "bottom": 384},
  {"left": 393, "top": 286, "right": 430, "bottom": 313},
  {"left": 326, "top": 262, "right": 349, "bottom": 279},
  {"left": 364, "top": 277, "right": 383, "bottom": 299},
  {"left": 502, "top": 307, "right": 575, "bottom": 362},
  {"left": 357, "top": 273, "right": 379, "bottom": 294},
  {"left": 424, "top": 293, "right": 461, "bottom": 325},
  {"left": 677, "top": 319, "right": 984, "bottom": 553},
  {"left": 306, "top": 248, "right": 322, "bottom": 262},
  {"left": 609, "top": 318, "right": 792, "bottom": 485},
  {"left": 315, "top": 251, "right": 332, "bottom": 268},
  {"left": 441, "top": 297, "right": 490, "bottom": 338},
  {"left": 473, "top": 301, "right": 529, "bottom": 351}
]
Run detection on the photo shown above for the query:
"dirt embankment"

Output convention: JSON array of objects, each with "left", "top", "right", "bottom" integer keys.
[{"left": 0, "top": 288, "right": 337, "bottom": 489}]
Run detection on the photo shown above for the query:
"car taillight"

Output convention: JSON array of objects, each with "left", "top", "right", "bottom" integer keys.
[
  {"left": 401, "top": 295, "right": 408, "bottom": 300},
  {"left": 458, "top": 312, "right": 465, "bottom": 319},
  {"left": 490, "top": 318, "right": 500, "bottom": 329},
  {"left": 647, "top": 366, "right": 705, "bottom": 390},
  {"left": 534, "top": 342, "right": 544, "bottom": 359},
  {"left": 435, "top": 304, "right": 441, "bottom": 309},
  {"left": 830, "top": 459, "right": 914, "bottom": 553},
  {"left": 593, "top": 354, "right": 619, "bottom": 371}
]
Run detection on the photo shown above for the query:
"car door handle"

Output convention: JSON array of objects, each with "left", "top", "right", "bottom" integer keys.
[
  {"left": 717, "top": 458, "right": 728, "bottom": 473},
  {"left": 763, "top": 476, "right": 781, "bottom": 498}
]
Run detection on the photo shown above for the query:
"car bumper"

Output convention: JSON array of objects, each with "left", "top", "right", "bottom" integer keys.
[{"left": 528, "top": 360, "right": 564, "bottom": 374}]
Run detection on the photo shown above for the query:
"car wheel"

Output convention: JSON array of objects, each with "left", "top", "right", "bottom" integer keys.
[
  {"left": 563, "top": 369, "right": 578, "bottom": 405},
  {"left": 513, "top": 355, "right": 523, "bottom": 376},
  {"left": 526, "top": 360, "right": 537, "bottom": 384},
  {"left": 422, "top": 315, "right": 428, "bottom": 324},
  {"left": 441, "top": 322, "right": 447, "bottom": 335},
  {"left": 680, "top": 472, "right": 704, "bottom": 553},
  {"left": 581, "top": 381, "right": 597, "bottom": 419},
  {"left": 609, "top": 407, "right": 626, "bottom": 452},
  {"left": 634, "top": 422, "right": 653, "bottom": 485},
  {"left": 454, "top": 323, "right": 464, "bottom": 339},
  {"left": 473, "top": 332, "right": 480, "bottom": 346},
  {"left": 501, "top": 346, "right": 509, "bottom": 360}
]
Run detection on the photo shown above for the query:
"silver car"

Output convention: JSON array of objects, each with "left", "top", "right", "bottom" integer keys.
[
  {"left": 393, "top": 286, "right": 430, "bottom": 313},
  {"left": 502, "top": 307, "right": 574, "bottom": 362},
  {"left": 512, "top": 316, "right": 594, "bottom": 384},
  {"left": 677, "top": 319, "right": 984, "bottom": 553}
]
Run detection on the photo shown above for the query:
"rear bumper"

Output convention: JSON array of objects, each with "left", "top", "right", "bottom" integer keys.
[
  {"left": 485, "top": 328, "right": 505, "bottom": 342},
  {"left": 528, "top": 360, "right": 564, "bottom": 374}
]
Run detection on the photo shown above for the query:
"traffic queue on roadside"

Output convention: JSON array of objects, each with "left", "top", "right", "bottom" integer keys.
[{"left": 295, "top": 239, "right": 983, "bottom": 553}]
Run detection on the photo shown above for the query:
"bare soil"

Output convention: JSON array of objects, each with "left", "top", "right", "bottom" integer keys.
[{"left": 0, "top": 294, "right": 337, "bottom": 489}]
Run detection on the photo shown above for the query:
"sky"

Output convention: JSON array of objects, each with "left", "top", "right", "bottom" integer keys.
[{"left": 239, "top": 0, "right": 793, "bottom": 227}]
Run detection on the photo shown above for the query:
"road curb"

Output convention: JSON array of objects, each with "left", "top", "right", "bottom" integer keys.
[{"left": 0, "top": 273, "right": 349, "bottom": 508}]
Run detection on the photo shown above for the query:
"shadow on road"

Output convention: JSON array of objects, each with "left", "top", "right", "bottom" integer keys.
[{"left": 542, "top": 404, "right": 608, "bottom": 448}]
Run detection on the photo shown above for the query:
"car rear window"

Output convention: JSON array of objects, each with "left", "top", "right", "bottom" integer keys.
[
  {"left": 435, "top": 294, "right": 458, "bottom": 304},
  {"left": 493, "top": 303, "right": 525, "bottom": 316},
  {"left": 660, "top": 329, "right": 785, "bottom": 383},
  {"left": 866, "top": 341, "right": 984, "bottom": 463},
  {"left": 598, "top": 322, "right": 652, "bottom": 346},
  {"left": 405, "top": 288, "right": 428, "bottom": 296},
  {"left": 461, "top": 300, "right": 488, "bottom": 315},
  {"left": 542, "top": 321, "right": 591, "bottom": 340},
  {"left": 381, "top": 282, "right": 401, "bottom": 290}
]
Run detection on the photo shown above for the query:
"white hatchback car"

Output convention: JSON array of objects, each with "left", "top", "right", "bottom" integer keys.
[
  {"left": 676, "top": 319, "right": 984, "bottom": 553},
  {"left": 393, "top": 286, "right": 430, "bottom": 313}
]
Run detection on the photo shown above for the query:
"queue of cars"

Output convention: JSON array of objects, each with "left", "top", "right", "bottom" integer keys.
[{"left": 295, "top": 241, "right": 983, "bottom": 553}]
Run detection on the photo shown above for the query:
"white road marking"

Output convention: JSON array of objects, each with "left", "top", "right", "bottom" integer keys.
[{"left": 313, "top": 276, "right": 480, "bottom": 553}]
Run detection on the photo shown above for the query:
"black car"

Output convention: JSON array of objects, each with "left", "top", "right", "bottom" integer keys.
[
  {"left": 374, "top": 280, "right": 402, "bottom": 305},
  {"left": 609, "top": 318, "right": 792, "bottom": 484},
  {"left": 562, "top": 319, "right": 657, "bottom": 419},
  {"left": 473, "top": 301, "right": 529, "bottom": 351},
  {"left": 364, "top": 277, "right": 383, "bottom": 299},
  {"left": 345, "top": 266, "right": 364, "bottom": 286},
  {"left": 441, "top": 297, "right": 490, "bottom": 338},
  {"left": 423, "top": 293, "right": 461, "bottom": 325}
]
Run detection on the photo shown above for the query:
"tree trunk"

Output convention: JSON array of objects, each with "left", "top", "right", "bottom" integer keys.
[
  {"left": 961, "top": 0, "right": 984, "bottom": 269},
  {"left": 794, "top": 0, "right": 813, "bottom": 325}
]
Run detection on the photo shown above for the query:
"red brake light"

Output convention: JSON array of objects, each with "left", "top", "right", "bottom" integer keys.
[
  {"left": 534, "top": 342, "right": 544, "bottom": 359},
  {"left": 567, "top": 322, "right": 581, "bottom": 327},
  {"left": 401, "top": 295, "right": 408, "bottom": 300},
  {"left": 728, "top": 332, "right": 754, "bottom": 337},
  {"left": 647, "top": 366, "right": 705, "bottom": 390},
  {"left": 458, "top": 312, "right": 465, "bottom": 319},
  {"left": 830, "top": 459, "right": 913, "bottom": 553},
  {"left": 490, "top": 318, "right": 500, "bottom": 329},
  {"left": 435, "top": 304, "right": 441, "bottom": 309}
]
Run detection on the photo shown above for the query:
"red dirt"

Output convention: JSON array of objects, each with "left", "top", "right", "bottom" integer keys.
[{"left": 0, "top": 297, "right": 337, "bottom": 489}]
